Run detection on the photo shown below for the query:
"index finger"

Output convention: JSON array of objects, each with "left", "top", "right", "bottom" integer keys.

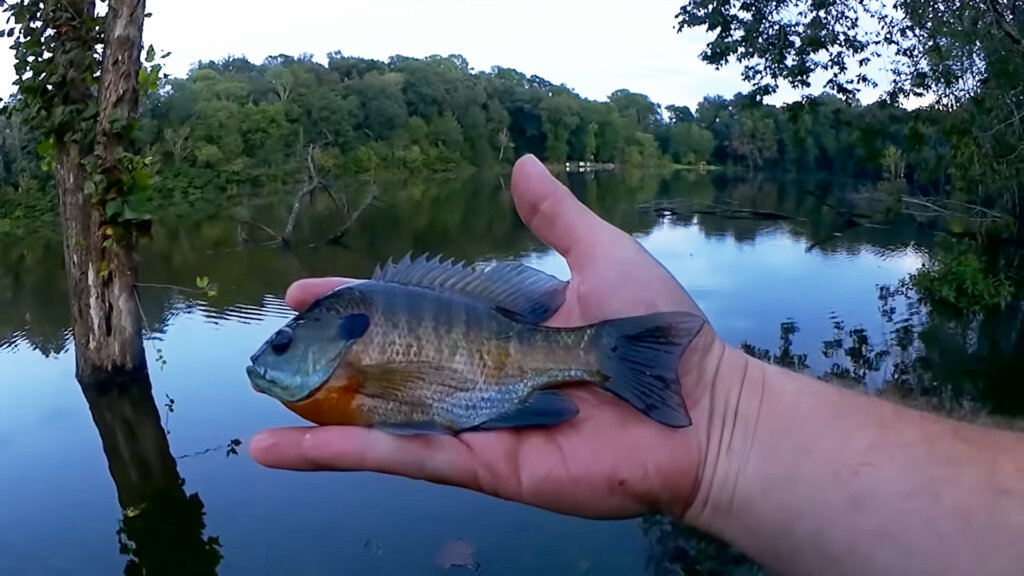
[
  {"left": 284, "top": 277, "right": 357, "bottom": 312},
  {"left": 248, "top": 426, "right": 484, "bottom": 491}
]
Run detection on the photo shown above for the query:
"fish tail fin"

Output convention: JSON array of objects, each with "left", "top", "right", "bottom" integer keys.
[{"left": 594, "top": 311, "right": 706, "bottom": 428}]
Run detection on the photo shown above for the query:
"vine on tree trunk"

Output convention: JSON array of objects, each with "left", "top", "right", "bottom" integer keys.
[{"left": 3, "top": 0, "right": 169, "bottom": 273}]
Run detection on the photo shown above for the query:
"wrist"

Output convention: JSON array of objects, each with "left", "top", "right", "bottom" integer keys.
[{"left": 676, "top": 343, "right": 768, "bottom": 532}]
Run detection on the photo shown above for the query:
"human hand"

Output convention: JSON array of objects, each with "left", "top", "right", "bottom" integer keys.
[{"left": 249, "top": 154, "right": 727, "bottom": 519}]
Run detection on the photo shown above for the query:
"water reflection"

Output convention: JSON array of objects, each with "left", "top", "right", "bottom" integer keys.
[
  {"left": 1, "top": 168, "right": 1022, "bottom": 575},
  {"left": 80, "top": 376, "right": 224, "bottom": 575},
  {"left": 645, "top": 279, "right": 1024, "bottom": 575},
  {"left": 0, "top": 169, "right": 932, "bottom": 356}
]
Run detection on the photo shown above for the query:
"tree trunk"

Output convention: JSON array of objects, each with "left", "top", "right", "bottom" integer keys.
[
  {"left": 54, "top": 143, "right": 147, "bottom": 387},
  {"left": 97, "top": 0, "right": 147, "bottom": 166},
  {"left": 54, "top": 0, "right": 149, "bottom": 387}
]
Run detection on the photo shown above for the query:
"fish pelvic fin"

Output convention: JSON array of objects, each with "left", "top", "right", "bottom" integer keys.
[
  {"left": 594, "top": 311, "right": 706, "bottom": 428},
  {"left": 372, "top": 253, "right": 568, "bottom": 324}
]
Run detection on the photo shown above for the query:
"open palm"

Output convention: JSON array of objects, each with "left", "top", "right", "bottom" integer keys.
[{"left": 249, "top": 154, "right": 722, "bottom": 519}]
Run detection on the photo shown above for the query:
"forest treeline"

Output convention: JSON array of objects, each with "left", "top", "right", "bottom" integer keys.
[{"left": 0, "top": 51, "right": 957, "bottom": 233}]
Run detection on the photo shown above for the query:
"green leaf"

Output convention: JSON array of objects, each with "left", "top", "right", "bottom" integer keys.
[
  {"left": 35, "top": 137, "right": 53, "bottom": 157},
  {"left": 105, "top": 199, "right": 124, "bottom": 219},
  {"left": 145, "top": 44, "right": 155, "bottom": 63}
]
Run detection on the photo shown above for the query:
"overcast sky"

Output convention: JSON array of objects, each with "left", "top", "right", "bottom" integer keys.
[{"left": 0, "top": 0, "right": 892, "bottom": 110}]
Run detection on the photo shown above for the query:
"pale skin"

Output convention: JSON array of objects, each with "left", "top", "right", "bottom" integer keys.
[{"left": 250, "top": 154, "right": 1024, "bottom": 575}]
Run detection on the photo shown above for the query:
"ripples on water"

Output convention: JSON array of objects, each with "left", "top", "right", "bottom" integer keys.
[{"left": 193, "top": 295, "right": 295, "bottom": 326}]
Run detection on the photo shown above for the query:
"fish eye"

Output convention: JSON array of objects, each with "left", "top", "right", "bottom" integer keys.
[
  {"left": 338, "top": 313, "right": 370, "bottom": 341},
  {"left": 270, "top": 327, "right": 293, "bottom": 355}
]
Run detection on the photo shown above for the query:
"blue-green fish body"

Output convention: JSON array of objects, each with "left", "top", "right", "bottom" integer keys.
[{"left": 246, "top": 254, "right": 704, "bottom": 433}]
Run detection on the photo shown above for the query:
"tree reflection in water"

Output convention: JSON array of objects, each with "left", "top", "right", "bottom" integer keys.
[{"left": 80, "top": 375, "right": 224, "bottom": 575}]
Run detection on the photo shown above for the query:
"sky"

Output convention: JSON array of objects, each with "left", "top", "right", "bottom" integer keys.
[{"left": 0, "top": 0, "right": 893, "bottom": 111}]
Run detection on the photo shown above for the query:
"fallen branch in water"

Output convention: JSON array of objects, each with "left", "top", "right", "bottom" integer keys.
[
  {"left": 232, "top": 143, "right": 347, "bottom": 247},
  {"left": 319, "top": 181, "right": 378, "bottom": 245},
  {"left": 804, "top": 188, "right": 873, "bottom": 221},
  {"left": 234, "top": 216, "right": 282, "bottom": 242},
  {"left": 641, "top": 199, "right": 796, "bottom": 221},
  {"left": 283, "top": 144, "right": 339, "bottom": 245},
  {"left": 900, "top": 195, "right": 1012, "bottom": 222},
  {"left": 690, "top": 207, "right": 792, "bottom": 220}
]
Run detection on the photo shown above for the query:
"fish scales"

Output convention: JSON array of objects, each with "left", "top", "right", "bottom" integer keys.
[{"left": 344, "top": 282, "right": 600, "bottom": 427}]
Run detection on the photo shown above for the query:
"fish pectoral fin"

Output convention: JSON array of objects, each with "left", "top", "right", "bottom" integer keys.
[
  {"left": 371, "top": 253, "right": 568, "bottom": 325},
  {"left": 470, "top": 390, "right": 579, "bottom": 431},
  {"left": 356, "top": 361, "right": 473, "bottom": 399}
]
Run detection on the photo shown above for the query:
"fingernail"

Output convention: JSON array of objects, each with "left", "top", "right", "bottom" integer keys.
[{"left": 249, "top": 431, "right": 276, "bottom": 453}]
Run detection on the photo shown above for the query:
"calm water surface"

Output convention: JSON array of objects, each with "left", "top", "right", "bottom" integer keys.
[{"left": 1, "top": 169, "right": 1018, "bottom": 575}]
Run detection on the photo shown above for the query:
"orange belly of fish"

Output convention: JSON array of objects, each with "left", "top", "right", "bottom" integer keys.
[{"left": 282, "top": 369, "right": 370, "bottom": 426}]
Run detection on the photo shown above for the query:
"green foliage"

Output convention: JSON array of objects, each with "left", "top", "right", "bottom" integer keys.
[
  {"left": 675, "top": 0, "right": 1024, "bottom": 229},
  {"left": 0, "top": 42, "right": 1017, "bottom": 240},
  {"left": 123, "top": 53, "right": 697, "bottom": 200},
  {"left": 195, "top": 275, "right": 218, "bottom": 298},
  {"left": 2, "top": 1, "right": 172, "bottom": 250},
  {"left": 3, "top": 0, "right": 103, "bottom": 142},
  {"left": 909, "top": 237, "right": 1015, "bottom": 314},
  {"left": 665, "top": 122, "right": 714, "bottom": 164},
  {"left": 881, "top": 146, "right": 906, "bottom": 182},
  {"left": 674, "top": 0, "right": 1021, "bottom": 105}
]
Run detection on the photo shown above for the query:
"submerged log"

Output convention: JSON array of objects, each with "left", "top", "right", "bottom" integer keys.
[{"left": 641, "top": 199, "right": 795, "bottom": 221}]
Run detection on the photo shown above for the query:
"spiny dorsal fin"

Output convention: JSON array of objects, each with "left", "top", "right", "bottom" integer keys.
[{"left": 371, "top": 252, "right": 568, "bottom": 324}]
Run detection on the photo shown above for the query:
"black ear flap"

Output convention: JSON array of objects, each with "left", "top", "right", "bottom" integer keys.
[{"left": 338, "top": 313, "right": 371, "bottom": 341}]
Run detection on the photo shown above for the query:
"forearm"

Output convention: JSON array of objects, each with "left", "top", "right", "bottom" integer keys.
[{"left": 685, "top": 346, "right": 1024, "bottom": 576}]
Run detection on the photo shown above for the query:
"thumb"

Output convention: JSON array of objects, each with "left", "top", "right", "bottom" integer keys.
[{"left": 510, "top": 154, "right": 622, "bottom": 262}]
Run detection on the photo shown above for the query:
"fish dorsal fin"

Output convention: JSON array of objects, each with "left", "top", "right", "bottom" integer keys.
[{"left": 372, "top": 253, "right": 568, "bottom": 324}]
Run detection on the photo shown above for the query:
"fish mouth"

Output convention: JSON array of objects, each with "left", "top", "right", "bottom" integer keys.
[
  {"left": 245, "top": 363, "right": 326, "bottom": 403},
  {"left": 245, "top": 364, "right": 271, "bottom": 395}
]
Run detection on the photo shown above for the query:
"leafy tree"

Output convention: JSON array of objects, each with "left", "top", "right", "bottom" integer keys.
[
  {"left": 666, "top": 123, "right": 715, "bottom": 164},
  {"left": 3, "top": 0, "right": 160, "bottom": 385},
  {"left": 674, "top": 0, "right": 1024, "bottom": 227}
]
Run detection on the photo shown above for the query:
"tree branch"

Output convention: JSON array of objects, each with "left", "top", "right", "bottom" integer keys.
[
  {"left": 319, "top": 182, "right": 377, "bottom": 245},
  {"left": 984, "top": 0, "right": 1024, "bottom": 46},
  {"left": 901, "top": 195, "right": 1012, "bottom": 221},
  {"left": 233, "top": 216, "right": 283, "bottom": 243},
  {"left": 282, "top": 144, "right": 321, "bottom": 245}
]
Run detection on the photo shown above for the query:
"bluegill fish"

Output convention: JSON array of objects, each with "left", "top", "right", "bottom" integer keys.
[{"left": 246, "top": 254, "right": 705, "bottom": 433}]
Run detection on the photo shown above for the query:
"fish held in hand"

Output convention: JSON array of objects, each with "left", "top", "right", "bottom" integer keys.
[{"left": 245, "top": 254, "right": 706, "bottom": 433}]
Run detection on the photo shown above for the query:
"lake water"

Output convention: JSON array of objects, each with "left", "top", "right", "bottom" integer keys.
[{"left": 1, "top": 168, "right": 1021, "bottom": 575}]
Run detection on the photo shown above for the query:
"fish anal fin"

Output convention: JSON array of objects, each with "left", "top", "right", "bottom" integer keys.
[
  {"left": 470, "top": 390, "right": 579, "bottom": 431},
  {"left": 371, "top": 253, "right": 568, "bottom": 324},
  {"left": 371, "top": 421, "right": 453, "bottom": 435}
]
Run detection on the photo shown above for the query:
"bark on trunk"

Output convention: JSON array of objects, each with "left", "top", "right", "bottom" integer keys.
[
  {"left": 54, "top": 143, "right": 147, "bottom": 386},
  {"left": 97, "top": 0, "right": 147, "bottom": 167},
  {"left": 54, "top": 0, "right": 149, "bottom": 386}
]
